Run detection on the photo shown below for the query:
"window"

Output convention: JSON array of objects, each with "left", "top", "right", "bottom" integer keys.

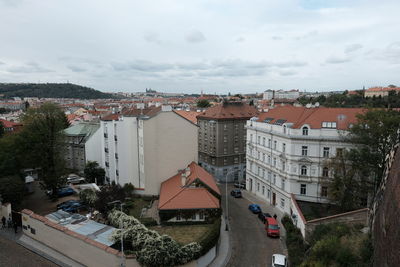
[
  {"left": 302, "top": 126, "right": 309, "bottom": 136},
  {"left": 176, "top": 214, "right": 181, "bottom": 221},
  {"left": 199, "top": 212, "right": 204, "bottom": 220},
  {"left": 323, "top": 147, "right": 330, "bottom": 158},
  {"left": 223, "top": 168, "right": 228, "bottom": 176},
  {"left": 283, "top": 125, "right": 287, "bottom": 134},
  {"left": 336, "top": 148, "right": 343, "bottom": 157},
  {"left": 268, "top": 171, "right": 271, "bottom": 182},
  {"left": 258, "top": 136, "right": 261, "bottom": 144},
  {"left": 263, "top": 137, "right": 266, "bottom": 146},
  {"left": 282, "top": 143, "right": 286, "bottom": 153},
  {"left": 280, "top": 198, "right": 285, "bottom": 208},
  {"left": 273, "top": 157, "right": 277, "bottom": 167},
  {"left": 281, "top": 179, "right": 285, "bottom": 190},
  {"left": 321, "top": 186, "right": 328, "bottom": 197},
  {"left": 192, "top": 214, "right": 197, "bottom": 220},
  {"left": 282, "top": 161, "right": 286, "bottom": 171},
  {"left": 268, "top": 155, "right": 271, "bottom": 164},
  {"left": 268, "top": 139, "right": 271, "bottom": 148},
  {"left": 300, "top": 184, "right": 307, "bottom": 195},
  {"left": 322, "top": 167, "right": 329, "bottom": 177},
  {"left": 234, "top": 157, "right": 239, "bottom": 164},
  {"left": 262, "top": 186, "right": 265, "bottom": 195},
  {"left": 257, "top": 182, "right": 260, "bottom": 191},
  {"left": 301, "top": 165, "right": 307, "bottom": 176},
  {"left": 258, "top": 152, "right": 260, "bottom": 160},
  {"left": 273, "top": 174, "right": 276, "bottom": 184},
  {"left": 302, "top": 146, "right": 308, "bottom": 156},
  {"left": 274, "top": 140, "right": 277, "bottom": 150},
  {"left": 262, "top": 153, "right": 265, "bottom": 162},
  {"left": 322, "top": 122, "right": 337, "bottom": 128},
  {"left": 257, "top": 166, "right": 261, "bottom": 175}
]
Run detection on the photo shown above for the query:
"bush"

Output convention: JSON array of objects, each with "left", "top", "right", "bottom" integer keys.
[
  {"left": 281, "top": 215, "right": 307, "bottom": 266},
  {"left": 197, "top": 217, "right": 221, "bottom": 256}
]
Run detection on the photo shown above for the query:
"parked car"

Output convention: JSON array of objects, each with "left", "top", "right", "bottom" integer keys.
[
  {"left": 271, "top": 254, "right": 287, "bottom": 267},
  {"left": 248, "top": 204, "right": 261, "bottom": 214},
  {"left": 67, "top": 175, "right": 86, "bottom": 184},
  {"left": 63, "top": 202, "right": 86, "bottom": 213},
  {"left": 234, "top": 182, "right": 246, "bottom": 189},
  {"left": 258, "top": 212, "right": 272, "bottom": 223},
  {"left": 57, "top": 187, "right": 75, "bottom": 197},
  {"left": 230, "top": 189, "right": 242, "bottom": 198},
  {"left": 265, "top": 217, "right": 280, "bottom": 237},
  {"left": 57, "top": 200, "right": 80, "bottom": 210}
]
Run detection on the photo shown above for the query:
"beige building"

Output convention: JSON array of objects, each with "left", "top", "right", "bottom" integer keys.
[
  {"left": 94, "top": 105, "right": 198, "bottom": 195},
  {"left": 364, "top": 86, "right": 400, "bottom": 98}
]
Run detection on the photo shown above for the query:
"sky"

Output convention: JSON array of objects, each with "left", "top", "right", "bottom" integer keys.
[{"left": 0, "top": 0, "right": 399, "bottom": 94}]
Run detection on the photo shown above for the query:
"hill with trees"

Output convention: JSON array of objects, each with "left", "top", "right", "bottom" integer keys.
[{"left": 0, "top": 83, "right": 116, "bottom": 99}]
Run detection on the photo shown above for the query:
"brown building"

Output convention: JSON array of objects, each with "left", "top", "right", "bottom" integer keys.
[{"left": 197, "top": 101, "right": 258, "bottom": 182}]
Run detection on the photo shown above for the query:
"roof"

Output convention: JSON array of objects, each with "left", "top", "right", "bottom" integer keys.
[
  {"left": 100, "top": 106, "right": 162, "bottom": 121},
  {"left": 173, "top": 110, "right": 200, "bottom": 125},
  {"left": 158, "top": 162, "right": 220, "bottom": 210},
  {"left": 64, "top": 122, "right": 100, "bottom": 138},
  {"left": 257, "top": 106, "right": 365, "bottom": 130},
  {"left": 0, "top": 118, "right": 21, "bottom": 128},
  {"left": 366, "top": 86, "right": 400, "bottom": 92},
  {"left": 197, "top": 102, "right": 258, "bottom": 120}
]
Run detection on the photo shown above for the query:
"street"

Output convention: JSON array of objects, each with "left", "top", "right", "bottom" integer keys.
[{"left": 221, "top": 184, "right": 285, "bottom": 267}]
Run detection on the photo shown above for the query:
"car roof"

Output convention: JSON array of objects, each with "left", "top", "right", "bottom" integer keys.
[
  {"left": 272, "top": 254, "right": 286, "bottom": 265},
  {"left": 266, "top": 217, "right": 278, "bottom": 224}
]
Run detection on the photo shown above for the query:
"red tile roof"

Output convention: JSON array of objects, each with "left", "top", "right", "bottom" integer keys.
[
  {"left": 173, "top": 110, "right": 200, "bottom": 125},
  {"left": 101, "top": 113, "right": 120, "bottom": 121},
  {"left": 197, "top": 102, "right": 258, "bottom": 120},
  {"left": 0, "top": 118, "right": 21, "bottom": 128},
  {"left": 257, "top": 106, "right": 365, "bottom": 130},
  {"left": 366, "top": 87, "right": 400, "bottom": 92},
  {"left": 158, "top": 162, "right": 220, "bottom": 210}
]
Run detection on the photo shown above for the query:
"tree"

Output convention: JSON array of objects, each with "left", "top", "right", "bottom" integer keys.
[
  {"left": 0, "top": 176, "right": 25, "bottom": 208},
  {"left": 79, "top": 189, "right": 98, "bottom": 208},
  {"left": 84, "top": 161, "right": 105, "bottom": 184},
  {"left": 196, "top": 99, "right": 211, "bottom": 108},
  {"left": 249, "top": 99, "right": 254, "bottom": 106},
  {"left": 0, "top": 120, "right": 4, "bottom": 138},
  {"left": 18, "top": 103, "right": 69, "bottom": 196}
]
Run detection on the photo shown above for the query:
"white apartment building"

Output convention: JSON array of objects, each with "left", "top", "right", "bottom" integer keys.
[
  {"left": 92, "top": 105, "right": 198, "bottom": 195},
  {"left": 245, "top": 105, "right": 364, "bottom": 214},
  {"left": 263, "top": 89, "right": 300, "bottom": 100}
]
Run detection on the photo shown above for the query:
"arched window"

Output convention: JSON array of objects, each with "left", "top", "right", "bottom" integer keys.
[
  {"left": 323, "top": 167, "right": 329, "bottom": 177},
  {"left": 301, "top": 165, "right": 307, "bottom": 176},
  {"left": 283, "top": 125, "right": 287, "bottom": 134},
  {"left": 302, "top": 126, "right": 309, "bottom": 136}
]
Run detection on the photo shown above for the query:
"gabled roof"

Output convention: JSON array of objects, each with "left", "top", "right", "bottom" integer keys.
[
  {"left": 257, "top": 106, "right": 365, "bottom": 130},
  {"left": 197, "top": 102, "right": 258, "bottom": 120},
  {"left": 158, "top": 162, "right": 220, "bottom": 210},
  {"left": 173, "top": 110, "right": 200, "bottom": 125},
  {"left": 0, "top": 118, "right": 21, "bottom": 128}
]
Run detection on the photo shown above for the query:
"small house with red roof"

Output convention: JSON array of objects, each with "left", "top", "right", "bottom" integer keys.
[{"left": 158, "top": 162, "right": 221, "bottom": 223}]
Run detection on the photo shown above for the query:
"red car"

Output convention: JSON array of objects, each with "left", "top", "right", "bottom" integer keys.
[{"left": 265, "top": 217, "right": 280, "bottom": 237}]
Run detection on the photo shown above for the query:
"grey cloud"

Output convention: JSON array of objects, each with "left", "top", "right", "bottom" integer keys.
[
  {"left": 345, "top": 44, "right": 363, "bottom": 53},
  {"left": 111, "top": 60, "right": 174, "bottom": 72},
  {"left": 0, "top": 61, "right": 4, "bottom": 65},
  {"left": 325, "top": 56, "right": 351, "bottom": 64},
  {"left": 295, "top": 30, "right": 318, "bottom": 40},
  {"left": 176, "top": 62, "right": 209, "bottom": 70},
  {"left": 273, "top": 61, "right": 307, "bottom": 68},
  {"left": 279, "top": 70, "right": 297, "bottom": 76},
  {"left": 185, "top": 30, "right": 206, "bottom": 43},
  {"left": 67, "top": 65, "right": 86, "bottom": 72},
  {"left": 373, "top": 42, "right": 400, "bottom": 64},
  {"left": 272, "top": 36, "right": 283, "bottom": 40},
  {"left": 236, "top": 37, "right": 245, "bottom": 42},
  {"left": 143, "top": 32, "right": 162, "bottom": 44},
  {"left": 7, "top": 62, "right": 52, "bottom": 73},
  {"left": 0, "top": 0, "right": 23, "bottom": 7}
]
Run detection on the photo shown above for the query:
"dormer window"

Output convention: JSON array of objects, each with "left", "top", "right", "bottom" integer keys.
[
  {"left": 302, "top": 126, "right": 309, "bottom": 136},
  {"left": 322, "top": 122, "right": 337, "bottom": 128}
]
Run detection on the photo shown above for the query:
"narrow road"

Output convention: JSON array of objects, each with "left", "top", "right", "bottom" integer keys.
[{"left": 221, "top": 184, "right": 284, "bottom": 267}]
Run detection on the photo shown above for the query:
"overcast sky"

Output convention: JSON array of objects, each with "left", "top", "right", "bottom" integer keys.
[{"left": 0, "top": 0, "right": 399, "bottom": 94}]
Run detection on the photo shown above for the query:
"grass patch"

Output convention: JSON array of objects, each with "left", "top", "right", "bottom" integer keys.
[{"left": 149, "top": 224, "right": 214, "bottom": 245}]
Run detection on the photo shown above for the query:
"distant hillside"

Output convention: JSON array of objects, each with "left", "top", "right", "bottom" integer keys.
[{"left": 0, "top": 83, "right": 116, "bottom": 99}]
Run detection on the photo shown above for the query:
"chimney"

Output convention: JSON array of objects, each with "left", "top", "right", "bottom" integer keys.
[
  {"left": 181, "top": 172, "right": 187, "bottom": 186},
  {"left": 185, "top": 167, "right": 191, "bottom": 177}
]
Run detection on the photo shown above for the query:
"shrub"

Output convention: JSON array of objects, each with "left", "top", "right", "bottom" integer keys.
[
  {"left": 281, "top": 215, "right": 307, "bottom": 266},
  {"left": 197, "top": 217, "right": 221, "bottom": 256}
]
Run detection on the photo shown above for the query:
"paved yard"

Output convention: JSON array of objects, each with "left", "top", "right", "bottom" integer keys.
[{"left": 0, "top": 235, "right": 56, "bottom": 267}]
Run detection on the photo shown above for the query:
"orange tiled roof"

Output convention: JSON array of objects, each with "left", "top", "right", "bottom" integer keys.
[
  {"left": 158, "top": 162, "right": 220, "bottom": 210},
  {"left": 257, "top": 106, "right": 365, "bottom": 130},
  {"left": 173, "top": 110, "right": 200, "bottom": 125},
  {"left": 101, "top": 113, "right": 120, "bottom": 121},
  {"left": 0, "top": 118, "right": 21, "bottom": 128},
  {"left": 197, "top": 102, "right": 258, "bottom": 120},
  {"left": 366, "top": 87, "right": 400, "bottom": 92}
]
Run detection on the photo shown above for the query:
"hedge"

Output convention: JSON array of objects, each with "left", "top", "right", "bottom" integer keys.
[
  {"left": 281, "top": 215, "right": 307, "bottom": 266},
  {"left": 197, "top": 217, "right": 221, "bottom": 256}
]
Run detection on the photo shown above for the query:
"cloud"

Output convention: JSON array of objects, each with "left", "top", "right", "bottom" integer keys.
[
  {"left": 271, "top": 36, "right": 283, "bottom": 40},
  {"left": 325, "top": 55, "right": 351, "bottom": 64},
  {"left": 185, "top": 30, "right": 206, "bottom": 43},
  {"left": 67, "top": 65, "right": 86, "bottom": 72},
  {"left": 273, "top": 61, "right": 308, "bottom": 68},
  {"left": 0, "top": 0, "right": 23, "bottom": 7},
  {"left": 345, "top": 43, "right": 363, "bottom": 53},
  {"left": 111, "top": 60, "right": 174, "bottom": 72},
  {"left": 372, "top": 42, "right": 400, "bottom": 64},
  {"left": 143, "top": 32, "right": 162, "bottom": 44},
  {"left": 0, "top": 61, "right": 4, "bottom": 65},
  {"left": 294, "top": 30, "right": 318, "bottom": 40},
  {"left": 7, "top": 62, "right": 52, "bottom": 73},
  {"left": 279, "top": 70, "right": 297, "bottom": 76},
  {"left": 236, "top": 37, "right": 245, "bottom": 42}
]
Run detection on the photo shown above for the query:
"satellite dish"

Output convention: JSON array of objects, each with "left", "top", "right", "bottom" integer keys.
[
  {"left": 305, "top": 103, "right": 312, "bottom": 108},
  {"left": 315, "top": 102, "right": 320, "bottom": 107}
]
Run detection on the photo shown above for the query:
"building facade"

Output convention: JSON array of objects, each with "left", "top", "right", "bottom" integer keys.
[
  {"left": 197, "top": 102, "right": 258, "bottom": 182},
  {"left": 364, "top": 86, "right": 400, "bottom": 98},
  {"left": 263, "top": 89, "right": 300, "bottom": 100},
  {"left": 245, "top": 106, "right": 364, "bottom": 213},
  {"left": 94, "top": 105, "right": 198, "bottom": 195},
  {"left": 64, "top": 122, "right": 102, "bottom": 172}
]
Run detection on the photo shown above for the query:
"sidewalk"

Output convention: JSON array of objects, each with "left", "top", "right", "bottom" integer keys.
[{"left": 208, "top": 216, "right": 231, "bottom": 267}]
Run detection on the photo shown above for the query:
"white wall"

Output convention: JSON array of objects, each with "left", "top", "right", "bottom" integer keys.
[{"left": 85, "top": 126, "right": 102, "bottom": 167}]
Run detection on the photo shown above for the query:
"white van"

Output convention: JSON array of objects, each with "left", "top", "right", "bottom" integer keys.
[{"left": 271, "top": 254, "right": 287, "bottom": 267}]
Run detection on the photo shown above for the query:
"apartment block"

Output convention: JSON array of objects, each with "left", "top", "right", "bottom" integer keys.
[{"left": 245, "top": 105, "right": 364, "bottom": 213}]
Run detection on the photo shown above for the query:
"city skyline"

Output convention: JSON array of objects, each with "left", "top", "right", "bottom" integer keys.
[{"left": 0, "top": 0, "right": 399, "bottom": 93}]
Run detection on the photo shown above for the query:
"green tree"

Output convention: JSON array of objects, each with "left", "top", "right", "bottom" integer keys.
[
  {"left": 84, "top": 161, "right": 105, "bottom": 184},
  {"left": 0, "top": 176, "right": 25, "bottom": 208},
  {"left": 79, "top": 188, "right": 98, "bottom": 208},
  {"left": 0, "top": 120, "right": 4, "bottom": 138},
  {"left": 19, "top": 103, "right": 69, "bottom": 196},
  {"left": 249, "top": 99, "right": 254, "bottom": 106},
  {"left": 196, "top": 99, "right": 211, "bottom": 108}
]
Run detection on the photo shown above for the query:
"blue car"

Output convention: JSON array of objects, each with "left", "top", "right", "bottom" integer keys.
[
  {"left": 248, "top": 204, "right": 262, "bottom": 214},
  {"left": 57, "top": 200, "right": 80, "bottom": 210},
  {"left": 57, "top": 187, "right": 75, "bottom": 197},
  {"left": 63, "top": 202, "right": 86, "bottom": 213}
]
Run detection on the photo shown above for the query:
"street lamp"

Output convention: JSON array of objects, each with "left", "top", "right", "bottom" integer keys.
[
  {"left": 224, "top": 169, "right": 239, "bottom": 231},
  {"left": 108, "top": 200, "right": 125, "bottom": 267}
]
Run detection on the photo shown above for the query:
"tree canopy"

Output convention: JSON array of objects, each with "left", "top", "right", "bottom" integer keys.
[
  {"left": 0, "top": 120, "right": 4, "bottom": 138},
  {"left": 84, "top": 161, "right": 106, "bottom": 185},
  {"left": 196, "top": 99, "right": 211, "bottom": 108}
]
